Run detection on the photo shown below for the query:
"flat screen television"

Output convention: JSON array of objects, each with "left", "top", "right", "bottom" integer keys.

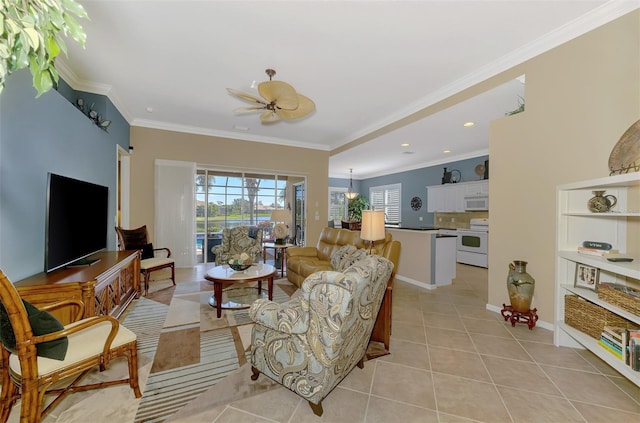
[{"left": 45, "top": 173, "right": 109, "bottom": 272}]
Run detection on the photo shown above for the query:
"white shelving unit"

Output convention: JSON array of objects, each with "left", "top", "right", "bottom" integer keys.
[{"left": 555, "top": 172, "right": 640, "bottom": 387}]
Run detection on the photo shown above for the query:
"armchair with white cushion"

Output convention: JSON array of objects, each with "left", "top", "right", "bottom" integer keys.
[{"left": 0, "top": 269, "right": 141, "bottom": 422}]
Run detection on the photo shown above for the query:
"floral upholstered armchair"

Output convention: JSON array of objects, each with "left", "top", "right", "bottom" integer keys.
[
  {"left": 212, "top": 226, "right": 263, "bottom": 266},
  {"left": 248, "top": 254, "right": 393, "bottom": 416}
]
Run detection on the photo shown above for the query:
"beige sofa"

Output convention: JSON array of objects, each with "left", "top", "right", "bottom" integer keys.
[
  {"left": 286, "top": 227, "right": 401, "bottom": 350},
  {"left": 286, "top": 227, "right": 400, "bottom": 287}
]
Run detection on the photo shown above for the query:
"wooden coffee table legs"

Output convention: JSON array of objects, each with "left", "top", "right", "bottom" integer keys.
[{"left": 211, "top": 276, "right": 274, "bottom": 318}]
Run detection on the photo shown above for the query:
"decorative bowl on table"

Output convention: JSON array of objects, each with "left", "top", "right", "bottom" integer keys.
[{"left": 228, "top": 253, "right": 252, "bottom": 271}]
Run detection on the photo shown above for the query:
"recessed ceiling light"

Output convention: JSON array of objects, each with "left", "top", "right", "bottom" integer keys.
[
  {"left": 443, "top": 150, "right": 451, "bottom": 154},
  {"left": 401, "top": 143, "right": 410, "bottom": 147},
  {"left": 146, "top": 107, "right": 153, "bottom": 113},
  {"left": 463, "top": 122, "right": 474, "bottom": 127}
]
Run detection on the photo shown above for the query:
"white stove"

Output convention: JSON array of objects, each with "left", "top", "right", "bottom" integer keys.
[{"left": 456, "top": 218, "right": 489, "bottom": 268}]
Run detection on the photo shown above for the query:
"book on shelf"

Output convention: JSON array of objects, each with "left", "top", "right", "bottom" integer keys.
[
  {"left": 603, "top": 326, "right": 624, "bottom": 342},
  {"left": 631, "top": 338, "right": 640, "bottom": 371},
  {"left": 628, "top": 330, "right": 640, "bottom": 370},
  {"left": 599, "top": 339, "right": 623, "bottom": 360},
  {"left": 577, "top": 246, "right": 619, "bottom": 257},
  {"left": 601, "top": 332, "right": 622, "bottom": 349}
]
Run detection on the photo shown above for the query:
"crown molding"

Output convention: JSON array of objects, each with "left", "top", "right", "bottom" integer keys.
[
  {"left": 56, "top": 59, "right": 134, "bottom": 123},
  {"left": 130, "top": 119, "right": 331, "bottom": 151}
]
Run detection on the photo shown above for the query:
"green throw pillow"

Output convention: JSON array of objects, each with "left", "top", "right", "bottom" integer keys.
[{"left": 0, "top": 300, "right": 68, "bottom": 361}]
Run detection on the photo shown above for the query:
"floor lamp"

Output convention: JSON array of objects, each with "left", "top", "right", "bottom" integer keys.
[{"left": 361, "top": 210, "right": 385, "bottom": 254}]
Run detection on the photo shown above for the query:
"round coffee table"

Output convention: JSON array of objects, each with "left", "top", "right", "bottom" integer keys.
[{"left": 205, "top": 263, "right": 276, "bottom": 318}]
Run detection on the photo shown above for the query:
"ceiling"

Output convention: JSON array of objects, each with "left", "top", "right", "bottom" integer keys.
[{"left": 57, "top": 1, "right": 634, "bottom": 179}]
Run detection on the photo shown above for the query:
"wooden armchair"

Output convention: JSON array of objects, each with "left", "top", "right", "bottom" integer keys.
[
  {"left": 0, "top": 269, "right": 141, "bottom": 423},
  {"left": 115, "top": 225, "right": 175, "bottom": 295}
]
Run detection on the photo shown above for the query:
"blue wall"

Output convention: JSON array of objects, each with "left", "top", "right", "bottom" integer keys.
[
  {"left": 0, "top": 70, "right": 129, "bottom": 281},
  {"left": 332, "top": 156, "right": 489, "bottom": 228}
]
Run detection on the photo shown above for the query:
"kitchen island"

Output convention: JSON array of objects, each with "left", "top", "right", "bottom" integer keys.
[{"left": 385, "top": 227, "right": 457, "bottom": 289}]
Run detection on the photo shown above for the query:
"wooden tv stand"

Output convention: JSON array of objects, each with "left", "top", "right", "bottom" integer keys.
[{"left": 15, "top": 251, "right": 140, "bottom": 324}]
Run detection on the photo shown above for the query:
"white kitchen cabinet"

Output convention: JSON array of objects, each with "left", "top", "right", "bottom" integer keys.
[
  {"left": 427, "top": 184, "right": 446, "bottom": 212},
  {"left": 554, "top": 172, "right": 640, "bottom": 387},
  {"left": 427, "top": 180, "right": 487, "bottom": 212},
  {"left": 463, "top": 180, "right": 489, "bottom": 197}
]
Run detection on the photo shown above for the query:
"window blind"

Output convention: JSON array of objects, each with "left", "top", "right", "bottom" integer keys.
[{"left": 369, "top": 183, "right": 401, "bottom": 223}]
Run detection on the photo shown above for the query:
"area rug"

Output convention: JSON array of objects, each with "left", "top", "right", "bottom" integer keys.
[{"left": 126, "top": 279, "right": 293, "bottom": 423}]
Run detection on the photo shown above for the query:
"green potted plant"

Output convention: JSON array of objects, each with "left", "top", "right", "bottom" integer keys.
[
  {"left": 0, "top": 0, "right": 89, "bottom": 96},
  {"left": 343, "top": 195, "right": 369, "bottom": 230}
]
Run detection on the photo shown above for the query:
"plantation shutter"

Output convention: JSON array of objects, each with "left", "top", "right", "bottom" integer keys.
[{"left": 369, "top": 184, "right": 401, "bottom": 223}]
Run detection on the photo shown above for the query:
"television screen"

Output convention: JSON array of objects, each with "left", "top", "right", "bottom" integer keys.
[{"left": 45, "top": 173, "right": 109, "bottom": 272}]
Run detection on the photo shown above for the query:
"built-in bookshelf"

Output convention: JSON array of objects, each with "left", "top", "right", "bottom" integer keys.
[{"left": 554, "top": 172, "right": 640, "bottom": 387}]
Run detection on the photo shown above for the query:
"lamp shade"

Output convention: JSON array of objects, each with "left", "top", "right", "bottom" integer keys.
[
  {"left": 360, "top": 210, "right": 385, "bottom": 242},
  {"left": 270, "top": 209, "right": 290, "bottom": 223}
]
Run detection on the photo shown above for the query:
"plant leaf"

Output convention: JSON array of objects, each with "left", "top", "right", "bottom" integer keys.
[
  {"left": 33, "top": 66, "right": 53, "bottom": 97},
  {"left": 62, "top": 13, "right": 86, "bottom": 45},
  {"left": 61, "top": 0, "right": 88, "bottom": 19},
  {"left": 47, "top": 36, "right": 60, "bottom": 59},
  {"left": 23, "top": 27, "right": 40, "bottom": 50}
]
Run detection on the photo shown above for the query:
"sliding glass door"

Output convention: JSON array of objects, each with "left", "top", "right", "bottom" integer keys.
[{"left": 195, "top": 169, "right": 300, "bottom": 263}]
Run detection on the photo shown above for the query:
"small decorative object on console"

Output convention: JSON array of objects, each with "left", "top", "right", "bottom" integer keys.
[
  {"left": 273, "top": 223, "right": 288, "bottom": 245},
  {"left": 228, "top": 253, "right": 252, "bottom": 271}
]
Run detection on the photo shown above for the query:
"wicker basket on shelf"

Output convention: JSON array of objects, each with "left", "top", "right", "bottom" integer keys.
[
  {"left": 597, "top": 283, "right": 640, "bottom": 316},
  {"left": 564, "top": 295, "right": 637, "bottom": 339}
]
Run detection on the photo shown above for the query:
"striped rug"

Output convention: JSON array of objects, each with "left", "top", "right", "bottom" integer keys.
[{"left": 122, "top": 280, "right": 292, "bottom": 423}]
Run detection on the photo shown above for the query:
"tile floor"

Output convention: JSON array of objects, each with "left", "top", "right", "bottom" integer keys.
[
  {"left": 185, "top": 263, "right": 640, "bottom": 423},
  {"left": 7, "top": 263, "right": 640, "bottom": 422}
]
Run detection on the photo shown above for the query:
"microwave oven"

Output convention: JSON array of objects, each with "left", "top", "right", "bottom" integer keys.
[{"left": 464, "top": 195, "right": 489, "bottom": 211}]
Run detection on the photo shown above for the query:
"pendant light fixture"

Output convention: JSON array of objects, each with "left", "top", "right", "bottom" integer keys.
[{"left": 345, "top": 168, "right": 358, "bottom": 200}]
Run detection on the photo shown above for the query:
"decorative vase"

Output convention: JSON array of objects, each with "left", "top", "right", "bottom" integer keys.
[
  {"left": 587, "top": 190, "right": 617, "bottom": 213},
  {"left": 507, "top": 260, "right": 535, "bottom": 313}
]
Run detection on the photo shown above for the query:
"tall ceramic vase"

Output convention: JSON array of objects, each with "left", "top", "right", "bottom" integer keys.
[{"left": 507, "top": 260, "right": 535, "bottom": 313}]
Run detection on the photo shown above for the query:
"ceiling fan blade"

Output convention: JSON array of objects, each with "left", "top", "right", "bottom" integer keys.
[
  {"left": 258, "top": 81, "right": 299, "bottom": 110},
  {"left": 276, "top": 94, "right": 316, "bottom": 120},
  {"left": 226, "top": 88, "right": 266, "bottom": 105},
  {"left": 233, "top": 106, "right": 265, "bottom": 114},
  {"left": 260, "top": 110, "right": 281, "bottom": 123}
]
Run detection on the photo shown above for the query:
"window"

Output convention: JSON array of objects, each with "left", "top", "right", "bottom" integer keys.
[
  {"left": 195, "top": 169, "right": 289, "bottom": 263},
  {"left": 328, "top": 187, "right": 348, "bottom": 223},
  {"left": 369, "top": 183, "right": 401, "bottom": 224}
]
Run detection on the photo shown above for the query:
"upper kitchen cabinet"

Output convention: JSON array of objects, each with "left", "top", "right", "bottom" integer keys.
[{"left": 427, "top": 180, "right": 488, "bottom": 212}]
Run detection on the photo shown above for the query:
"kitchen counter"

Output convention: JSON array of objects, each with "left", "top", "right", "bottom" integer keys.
[
  {"left": 386, "top": 228, "right": 456, "bottom": 289},
  {"left": 385, "top": 226, "right": 440, "bottom": 231}
]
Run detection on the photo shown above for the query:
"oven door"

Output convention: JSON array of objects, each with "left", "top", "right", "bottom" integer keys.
[{"left": 456, "top": 230, "right": 488, "bottom": 254}]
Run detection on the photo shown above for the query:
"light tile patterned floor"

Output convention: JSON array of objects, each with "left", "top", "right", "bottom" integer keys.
[
  {"left": 172, "top": 263, "right": 640, "bottom": 423},
  {"left": 7, "top": 263, "right": 640, "bottom": 422}
]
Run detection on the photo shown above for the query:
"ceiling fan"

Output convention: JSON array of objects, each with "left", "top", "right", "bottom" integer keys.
[{"left": 227, "top": 69, "right": 315, "bottom": 123}]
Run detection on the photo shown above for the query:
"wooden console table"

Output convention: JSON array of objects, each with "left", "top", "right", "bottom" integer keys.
[{"left": 15, "top": 251, "right": 140, "bottom": 325}]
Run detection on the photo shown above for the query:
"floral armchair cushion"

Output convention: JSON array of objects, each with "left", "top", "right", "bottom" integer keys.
[
  {"left": 330, "top": 246, "right": 369, "bottom": 272},
  {"left": 212, "top": 226, "right": 263, "bottom": 265},
  {"left": 249, "top": 254, "right": 393, "bottom": 413}
]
